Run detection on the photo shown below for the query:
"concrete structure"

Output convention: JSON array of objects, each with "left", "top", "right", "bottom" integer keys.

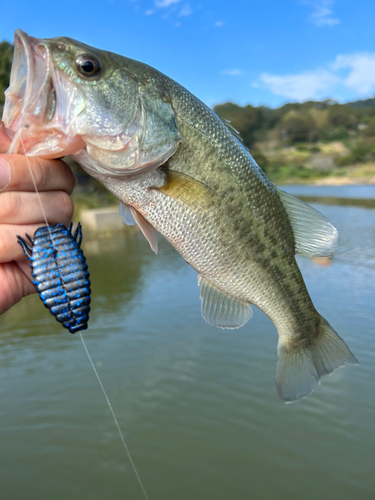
[{"left": 80, "top": 207, "right": 124, "bottom": 231}]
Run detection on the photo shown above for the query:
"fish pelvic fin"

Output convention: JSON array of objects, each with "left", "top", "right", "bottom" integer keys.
[
  {"left": 276, "top": 315, "right": 358, "bottom": 403},
  {"left": 119, "top": 204, "right": 158, "bottom": 254},
  {"left": 119, "top": 202, "right": 137, "bottom": 226}
]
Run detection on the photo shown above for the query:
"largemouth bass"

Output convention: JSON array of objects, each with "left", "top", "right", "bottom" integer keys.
[{"left": 3, "top": 30, "right": 357, "bottom": 402}]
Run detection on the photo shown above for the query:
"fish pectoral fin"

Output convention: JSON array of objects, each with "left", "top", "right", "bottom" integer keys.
[
  {"left": 276, "top": 188, "right": 338, "bottom": 257},
  {"left": 122, "top": 205, "right": 158, "bottom": 254},
  {"left": 156, "top": 169, "right": 214, "bottom": 211},
  {"left": 119, "top": 202, "right": 137, "bottom": 226},
  {"left": 198, "top": 275, "right": 253, "bottom": 329}
]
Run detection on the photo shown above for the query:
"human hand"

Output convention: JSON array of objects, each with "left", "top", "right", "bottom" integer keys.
[{"left": 0, "top": 121, "right": 76, "bottom": 314}]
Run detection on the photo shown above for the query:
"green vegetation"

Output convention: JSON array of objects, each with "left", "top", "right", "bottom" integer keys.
[
  {"left": 214, "top": 99, "right": 375, "bottom": 183},
  {"left": 0, "top": 41, "right": 13, "bottom": 105}
]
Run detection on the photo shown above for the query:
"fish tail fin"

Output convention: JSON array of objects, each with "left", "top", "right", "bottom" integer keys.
[{"left": 276, "top": 315, "right": 358, "bottom": 403}]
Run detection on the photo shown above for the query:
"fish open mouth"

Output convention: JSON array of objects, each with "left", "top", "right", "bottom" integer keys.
[
  {"left": 2, "top": 29, "right": 86, "bottom": 158},
  {"left": 3, "top": 30, "right": 57, "bottom": 153}
]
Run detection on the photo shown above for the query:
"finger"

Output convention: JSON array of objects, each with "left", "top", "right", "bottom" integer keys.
[
  {"left": 0, "top": 220, "right": 75, "bottom": 264},
  {"left": 0, "top": 122, "right": 12, "bottom": 154},
  {"left": 0, "top": 191, "right": 74, "bottom": 225},
  {"left": 0, "top": 261, "right": 36, "bottom": 315},
  {"left": 0, "top": 155, "right": 76, "bottom": 194}
]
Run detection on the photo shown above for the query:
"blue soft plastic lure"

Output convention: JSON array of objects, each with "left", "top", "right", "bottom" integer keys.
[{"left": 17, "top": 222, "right": 91, "bottom": 333}]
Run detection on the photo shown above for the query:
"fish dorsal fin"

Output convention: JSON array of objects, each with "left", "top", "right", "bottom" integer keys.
[
  {"left": 218, "top": 115, "right": 245, "bottom": 144},
  {"left": 277, "top": 189, "right": 338, "bottom": 257},
  {"left": 198, "top": 275, "right": 253, "bottom": 329},
  {"left": 119, "top": 203, "right": 158, "bottom": 254}
]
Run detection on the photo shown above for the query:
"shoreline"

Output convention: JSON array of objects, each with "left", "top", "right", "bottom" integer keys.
[{"left": 277, "top": 175, "right": 375, "bottom": 186}]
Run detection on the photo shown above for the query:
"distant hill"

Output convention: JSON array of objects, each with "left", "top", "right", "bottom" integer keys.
[{"left": 347, "top": 97, "right": 375, "bottom": 108}]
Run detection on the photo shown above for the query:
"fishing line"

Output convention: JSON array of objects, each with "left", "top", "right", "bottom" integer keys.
[
  {"left": 20, "top": 138, "right": 150, "bottom": 500},
  {"left": 78, "top": 333, "right": 150, "bottom": 500},
  {"left": 20, "top": 137, "right": 55, "bottom": 244}
]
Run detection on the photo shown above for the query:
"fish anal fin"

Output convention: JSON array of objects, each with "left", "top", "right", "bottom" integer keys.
[
  {"left": 198, "top": 274, "right": 253, "bottom": 329},
  {"left": 277, "top": 188, "right": 338, "bottom": 257}
]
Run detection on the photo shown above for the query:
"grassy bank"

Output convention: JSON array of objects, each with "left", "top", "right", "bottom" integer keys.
[{"left": 265, "top": 161, "right": 375, "bottom": 185}]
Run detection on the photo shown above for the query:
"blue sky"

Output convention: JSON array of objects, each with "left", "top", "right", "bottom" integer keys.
[{"left": 1, "top": 0, "right": 375, "bottom": 108}]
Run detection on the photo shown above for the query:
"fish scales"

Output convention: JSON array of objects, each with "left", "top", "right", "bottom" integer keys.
[
  {"left": 99, "top": 118, "right": 317, "bottom": 339},
  {"left": 3, "top": 30, "right": 357, "bottom": 402},
  {"left": 147, "top": 80, "right": 316, "bottom": 339}
]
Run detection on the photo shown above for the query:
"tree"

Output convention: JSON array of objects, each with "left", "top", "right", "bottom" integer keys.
[
  {"left": 213, "top": 102, "right": 262, "bottom": 148},
  {"left": 0, "top": 41, "right": 13, "bottom": 105},
  {"left": 280, "top": 111, "right": 318, "bottom": 143},
  {"left": 327, "top": 104, "right": 357, "bottom": 130}
]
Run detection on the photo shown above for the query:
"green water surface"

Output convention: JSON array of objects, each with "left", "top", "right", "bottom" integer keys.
[{"left": 0, "top": 191, "right": 374, "bottom": 500}]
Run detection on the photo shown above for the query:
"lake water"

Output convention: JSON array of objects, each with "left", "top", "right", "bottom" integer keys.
[
  {"left": 1, "top": 185, "right": 374, "bottom": 500},
  {"left": 282, "top": 183, "right": 375, "bottom": 199}
]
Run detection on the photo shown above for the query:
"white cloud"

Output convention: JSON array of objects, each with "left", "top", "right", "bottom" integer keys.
[
  {"left": 222, "top": 69, "right": 242, "bottom": 76},
  {"left": 179, "top": 3, "right": 193, "bottom": 16},
  {"left": 155, "top": 0, "right": 180, "bottom": 7},
  {"left": 149, "top": 0, "right": 192, "bottom": 23},
  {"left": 255, "top": 52, "right": 375, "bottom": 101},
  {"left": 332, "top": 53, "right": 375, "bottom": 94},
  {"left": 304, "top": 0, "right": 340, "bottom": 27},
  {"left": 257, "top": 70, "right": 338, "bottom": 101}
]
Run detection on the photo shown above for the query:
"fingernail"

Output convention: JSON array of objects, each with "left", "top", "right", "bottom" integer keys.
[{"left": 0, "top": 158, "right": 11, "bottom": 190}]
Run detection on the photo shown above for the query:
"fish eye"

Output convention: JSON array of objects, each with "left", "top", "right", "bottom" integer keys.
[{"left": 76, "top": 54, "right": 101, "bottom": 77}]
